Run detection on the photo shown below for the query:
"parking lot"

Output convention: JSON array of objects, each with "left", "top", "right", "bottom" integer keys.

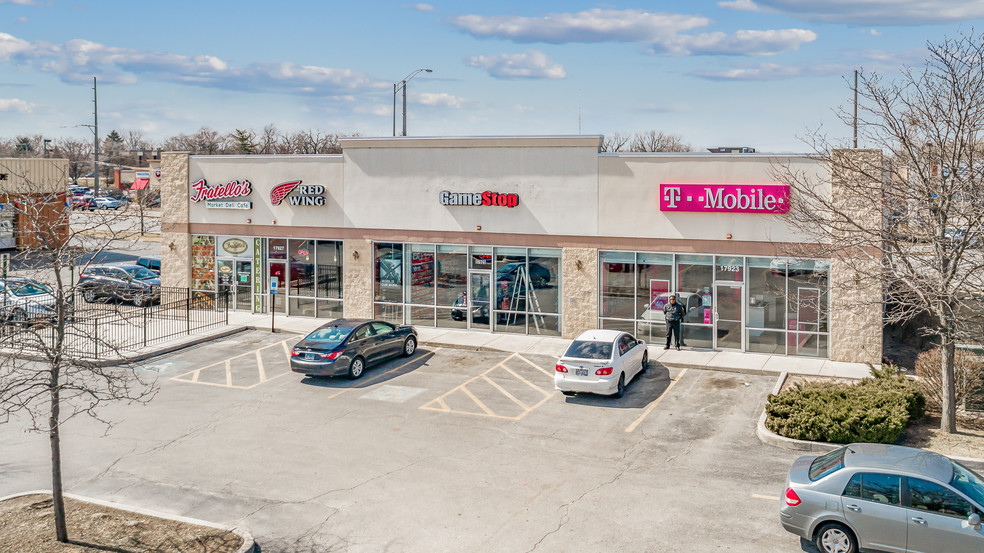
[{"left": 0, "top": 330, "right": 832, "bottom": 552}]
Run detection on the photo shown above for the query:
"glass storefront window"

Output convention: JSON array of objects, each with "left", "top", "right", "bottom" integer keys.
[
  {"left": 288, "top": 239, "right": 314, "bottom": 297},
  {"left": 746, "top": 257, "right": 786, "bottom": 330},
  {"left": 496, "top": 247, "right": 528, "bottom": 312},
  {"left": 315, "top": 240, "right": 342, "bottom": 299},
  {"left": 436, "top": 245, "right": 466, "bottom": 307},
  {"left": 374, "top": 243, "right": 404, "bottom": 304},
  {"left": 269, "top": 238, "right": 287, "bottom": 260},
  {"left": 470, "top": 246, "right": 492, "bottom": 270},
  {"left": 410, "top": 244, "right": 436, "bottom": 305},
  {"left": 529, "top": 248, "right": 560, "bottom": 314},
  {"left": 788, "top": 259, "right": 829, "bottom": 333},
  {"left": 637, "top": 253, "right": 672, "bottom": 322},
  {"left": 601, "top": 251, "right": 635, "bottom": 319},
  {"left": 715, "top": 255, "right": 744, "bottom": 282},
  {"left": 677, "top": 255, "right": 713, "bottom": 324}
]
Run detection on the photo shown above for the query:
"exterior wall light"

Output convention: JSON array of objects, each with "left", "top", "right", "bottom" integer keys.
[
  {"left": 476, "top": 225, "right": 482, "bottom": 231},
  {"left": 726, "top": 233, "right": 733, "bottom": 240}
]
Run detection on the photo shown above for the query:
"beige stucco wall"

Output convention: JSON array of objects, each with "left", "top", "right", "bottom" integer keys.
[
  {"left": 0, "top": 158, "right": 69, "bottom": 194},
  {"left": 828, "top": 149, "right": 883, "bottom": 364},
  {"left": 160, "top": 152, "right": 191, "bottom": 289},
  {"left": 342, "top": 239, "right": 373, "bottom": 319},
  {"left": 561, "top": 247, "right": 599, "bottom": 338}
]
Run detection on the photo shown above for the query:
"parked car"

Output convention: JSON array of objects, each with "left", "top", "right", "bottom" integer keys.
[
  {"left": 92, "top": 196, "right": 122, "bottom": 210},
  {"left": 554, "top": 329, "right": 648, "bottom": 398},
  {"left": 290, "top": 319, "right": 418, "bottom": 379},
  {"left": 780, "top": 443, "right": 984, "bottom": 553},
  {"left": 77, "top": 264, "right": 161, "bottom": 307},
  {"left": 0, "top": 277, "right": 65, "bottom": 324},
  {"left": 136, "top": 255, "right": 161, "bottom": 273}
]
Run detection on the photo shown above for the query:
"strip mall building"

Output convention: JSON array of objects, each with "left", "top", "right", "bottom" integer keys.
[{"left": 159, "top": 136, "right": 881, "bottom": 363}]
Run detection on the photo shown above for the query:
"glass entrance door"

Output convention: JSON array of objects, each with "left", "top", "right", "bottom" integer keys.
[
  {"left": 714, "top": 283, "right": 743, "bottom": 350},
  {"left": 235, "top": 260, "right": 252, "bottom": 311},
  {"left": 468, "top": 271, "right": 491, "bottom": 330},
  {"left": 217, "top": 259, "right": 235, "bottom": 309}
]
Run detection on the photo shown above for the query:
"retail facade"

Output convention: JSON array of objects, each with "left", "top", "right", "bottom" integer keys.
[{"left": 160, "top": 136, "right": 882, "bottom": 363}]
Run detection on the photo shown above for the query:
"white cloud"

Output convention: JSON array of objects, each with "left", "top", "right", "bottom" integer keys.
[
  {"left": 0, "top": 33, "right": 383, "bottom": 96},
  {"left": 466, "top": 50, "right": 566, "bottom": 79},
  {"left": 866, "top": 28, "right": 882, "bottom": 36},
  {"left": 449, "top": 9, "right": 709, "bottom": 43},
  {"left": 720, "top": 0, "right": 984, "bottom": 25},
  {"left": 15, "top": 16, "right": 27, "bottom": 23},
  {"left": 0, "top": 98, "right": 36, "bottom": 112},
  {"left": 414, "top": 92, "right": 468, "bottom": 108},
  {"left": 650, "top": 29, "right": 816, "bottom": 56},
  {"left": 690, "top": 62, "right": 844, "bottom": 80},
  {"left": 449, "top": 9, "right": 815, "bottom": 57},
  {"left": 0, "top": 0, "right": 39, "bottom": 5},
  {"left": 409, "top": 3, "right": 434, "bottom": 12}
]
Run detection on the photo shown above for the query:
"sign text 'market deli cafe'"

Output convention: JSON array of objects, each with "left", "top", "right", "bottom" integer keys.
[{"left": 659, "top": 183, "right": 790, "bottom": 214}]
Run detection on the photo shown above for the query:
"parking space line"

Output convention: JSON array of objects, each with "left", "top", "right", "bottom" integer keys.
[
  {"left": 256, "top": 350, "right": 266, "bottom": 382},
  {"left": 752, "top": 494, "right": 780, "bottom": 501},
  {"left": 225, "top": 360, "right": 233, "bottom": 387},
  {"left": 420, "top": 352, "right": 557, "bottom": 420},
  {"left": 171, "top": 337, "right": 299, "bottom": 389},
  {"left": 624, "top": 368, "right": 688, "bottom": 433}
]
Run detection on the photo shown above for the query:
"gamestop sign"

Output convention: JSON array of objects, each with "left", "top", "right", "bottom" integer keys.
[
  {"left": 440, "top": 190, "right": 519, "bottom": 208},
  {"left": 660, "top": 183, "right": 790, "bottom": 214}
]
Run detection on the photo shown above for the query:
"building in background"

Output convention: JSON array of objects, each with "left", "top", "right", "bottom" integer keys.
[{"left": 0, "top": 158, "right": 70, "bottom": 249}]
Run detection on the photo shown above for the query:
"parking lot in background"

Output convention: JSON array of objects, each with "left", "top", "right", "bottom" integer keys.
[{"left": 1, "top": 329, "right": 861, "bottom": 552}]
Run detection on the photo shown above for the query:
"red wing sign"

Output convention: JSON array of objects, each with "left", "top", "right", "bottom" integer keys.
[{"left": 270, "top": 180, "right": 301, "bottom": 206}]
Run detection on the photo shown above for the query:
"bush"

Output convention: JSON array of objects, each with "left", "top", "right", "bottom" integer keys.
[
  {"left": 914, "top": 347, "right": 984, "bottom": 413},
  {"left": 765, "top": 367, "right": 925, "bottom": 444}
]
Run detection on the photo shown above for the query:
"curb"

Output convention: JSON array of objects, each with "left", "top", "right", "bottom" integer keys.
[
  {"left": 755, "top": 373, "right": 984, "bottom": 464},
  {"left": 0, "top": 490, "right": 255, "bottom": 553},
  {"left": 0, "top": 326, "right": 249, "bottom": 368}
]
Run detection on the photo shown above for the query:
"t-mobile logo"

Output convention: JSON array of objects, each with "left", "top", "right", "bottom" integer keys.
[{"left": 663, "top": 186, "right": 681, "bottom": 208}]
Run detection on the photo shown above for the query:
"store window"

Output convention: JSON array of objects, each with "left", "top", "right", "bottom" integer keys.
[
  {"left": 746, "top": 257, "right": 787, "bottom": 354},
  {"left": 374, "top": 243, "right": 404, "bottom": 323},
  {"left": 436, "top": 245, "right": 467, "bottom": 329},
  {"left": 315, "top": 240, "right": 343, "bottom": 318},
  {"left": 191, "top": 235, "right": 216, "bottom": 302}
]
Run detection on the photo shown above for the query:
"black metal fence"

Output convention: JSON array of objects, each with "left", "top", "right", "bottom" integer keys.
[{"left": 0, "top": 287, "right": 229, "bottom": 359}]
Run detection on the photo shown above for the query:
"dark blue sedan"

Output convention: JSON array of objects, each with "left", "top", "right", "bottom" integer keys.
[{"left": 290, "top": 319, "right": 418, "bottom": 379}]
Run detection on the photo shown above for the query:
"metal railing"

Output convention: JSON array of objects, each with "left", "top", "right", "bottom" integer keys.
[{"left": 0, "top": 287, "right": 229, "bottom": 359}]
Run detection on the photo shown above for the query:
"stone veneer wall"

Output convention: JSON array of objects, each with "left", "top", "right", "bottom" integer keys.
[
  {"left": 160, "top": 152, "right": 191, "bottom": 289},
  {"left": 828, "top": 148, "right": 883, "bottom": 364},
  {"left": 561, "top": 247, "right": 599, "bottom": 339},
  {"left": 342, "top": 239, "right": 374, "bottom": 319}
]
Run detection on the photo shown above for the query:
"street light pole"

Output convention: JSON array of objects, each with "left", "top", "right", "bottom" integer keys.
[
  {"left": 92, "top": 77, "right": 99, "bottom": 198},
  {"left": 392, "top": 68, "right": 432, "bottom": 137}
]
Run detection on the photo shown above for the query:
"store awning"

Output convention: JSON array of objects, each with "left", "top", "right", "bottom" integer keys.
[{"left": 131, "top": 178, "right": 149, "bottom": 190}]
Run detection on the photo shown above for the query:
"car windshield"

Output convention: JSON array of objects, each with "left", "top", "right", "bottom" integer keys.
[
  {"left": 564, "top": 340, "right": 613, "bottom": 360},
  {"left": 306, "top": 325, "right": 354, "bottom": 345},
  {"left": 11, "top": 282, "right": 51, "bottom": 297},
  {"left": 950, "top": 461, "right": 984, "bottom": 507},
  {"left": 122, "top": 266, "right": 157, "bottom": 280},
  {"left": 809, "top": 446, "right": 846, "bottom": 481}
]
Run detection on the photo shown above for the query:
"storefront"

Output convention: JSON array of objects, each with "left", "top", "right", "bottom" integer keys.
[{"left": 159, "top": 136, "right": 882, "bottom": 363}]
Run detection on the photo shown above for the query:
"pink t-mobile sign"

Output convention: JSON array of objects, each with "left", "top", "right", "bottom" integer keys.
[{"left": 660, "top": 183, "right": 790, "bottom": 214}]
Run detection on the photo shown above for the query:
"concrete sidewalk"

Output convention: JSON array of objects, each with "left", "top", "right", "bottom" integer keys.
[{"left": 228, "top": 312, "right": 874, "bottom": 379}]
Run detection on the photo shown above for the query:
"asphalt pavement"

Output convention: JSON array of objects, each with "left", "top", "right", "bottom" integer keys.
[{"left": 0, "top": 329, "right": 828, "bottom": 553}]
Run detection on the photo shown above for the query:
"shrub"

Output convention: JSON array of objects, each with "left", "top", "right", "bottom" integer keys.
[
  {"left": 914, "top": 347, "right": 984, "bottom": 413},
  {"left": 765, "top": 367, "right": 925, "bottom": 444}
]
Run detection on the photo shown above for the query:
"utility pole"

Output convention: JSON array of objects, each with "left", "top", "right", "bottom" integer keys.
[
  {"left": 92, "top": 77, "right": 99, "bottom": 198},
  {"left": 853, "top": 69, "right": 858, "bottom": 149}
]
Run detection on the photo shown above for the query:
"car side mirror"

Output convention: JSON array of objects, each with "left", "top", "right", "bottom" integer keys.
[{"left": 969, "top": 513, "right": 981, "bottom": 529}]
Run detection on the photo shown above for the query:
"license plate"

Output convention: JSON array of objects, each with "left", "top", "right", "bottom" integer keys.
[
  {"left": 306, "top": 354, "right": 317, "bottom": 360},
  {"left": 575, "top": 368, "right": 589, "bottom": 377}
]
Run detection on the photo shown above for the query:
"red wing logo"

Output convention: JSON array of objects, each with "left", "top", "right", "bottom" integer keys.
[{"left": 270, "top": 180, "right": 301, "bottom": 206}]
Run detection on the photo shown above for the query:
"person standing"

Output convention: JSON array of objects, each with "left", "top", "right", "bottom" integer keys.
[{"left": 663, "top": 294, "right": 685, "bottom": 350}]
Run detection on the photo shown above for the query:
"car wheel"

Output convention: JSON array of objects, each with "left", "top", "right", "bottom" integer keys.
[
  {"left": 641, "top": 351, "right": 649, "bottom": 373},
  {"left": 814, "top": 523, "right": 857, "bottom": 553},
  {"left": 613, "top": 373, "right": 625, "bottom": 399},
  {"left": 348, "top": 357, "right": 365, "bottom": 379},
  {"left": 403, "top": 336, "right": 417, "bottom": 357},
  {"left": 82, "top": 289, "right": 97, "bottom": 303}
]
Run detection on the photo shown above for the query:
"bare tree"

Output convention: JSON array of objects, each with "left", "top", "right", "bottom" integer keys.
[
  {"left": 258, "top": 124, "right": 279, "bottom": 154},
  {"left": 123, "top": 130, "right": 148, "bottom": 152},
  {"left": 629, "top": 130, "right": 692, "bottom": 152},
  {"left": 601, "top": 132, "right": 631, "bottom": 152},
  {"left": 53, "top": 138, "right": 92, "bottom": 183},
  {"left": 0, "top": 160, "right": 156, "bottom": 541},
  {"left": 775, "top": 32, "right": 984, "bottom": 433}
]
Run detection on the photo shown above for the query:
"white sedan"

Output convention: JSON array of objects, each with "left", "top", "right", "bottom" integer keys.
[
  {"left": 93, "top": 196, "right": 122, "bottom": 209},
  {"left": 555, "top": 329, "right": 648, "bottom": 398}
]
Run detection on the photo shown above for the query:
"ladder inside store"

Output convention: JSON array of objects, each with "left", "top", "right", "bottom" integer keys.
[{"left": 506, "top": 266, "right": 546, "bottom": 334}]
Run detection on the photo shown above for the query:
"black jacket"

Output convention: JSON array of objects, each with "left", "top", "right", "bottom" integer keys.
[{"left": 663, "top": 301, "right": 685, "bottom": 322}]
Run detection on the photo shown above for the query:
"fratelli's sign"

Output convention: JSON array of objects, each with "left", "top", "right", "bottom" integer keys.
[
  {"left": 659, "top": 183, "right": 790, "bottom": 214},
  {"left": 190, "top": 179, "right": 253, "bottom": 209},
  {"left": 439, "top": 190, "right": 519, "bottom": 208}
]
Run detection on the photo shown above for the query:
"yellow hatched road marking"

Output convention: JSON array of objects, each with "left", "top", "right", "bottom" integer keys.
[
  {"left": 420, "top": 352, "right": 557, "bottom": 420},
  {"left": 624, "top": 368, "right": 688, "bottom": 433},
  {"left": 171, "top": 337, "right": 298, "bottom": 389}
]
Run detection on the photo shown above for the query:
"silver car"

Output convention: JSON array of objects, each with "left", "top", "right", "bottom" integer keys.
[{"left": 780, "top": 443, "right": 984, "bottom": 553}]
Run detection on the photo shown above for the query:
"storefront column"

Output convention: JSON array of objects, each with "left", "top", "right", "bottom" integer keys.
[
  {"left": 160, "top": 151, "right": 191, "bottom": 289},
  {"left": 342, "top": 238, "right": 374, "bottom": 319},
  {"left": 828, "top": 148, "right": 883, "bottom": 364},
  {"left": 561, "top": 247, "right": 598, "bottom": 339}
]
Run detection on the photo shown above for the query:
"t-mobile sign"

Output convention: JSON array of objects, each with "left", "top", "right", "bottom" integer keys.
[{"left": 660, "top": 183, "right": 790, "bottom": 214}]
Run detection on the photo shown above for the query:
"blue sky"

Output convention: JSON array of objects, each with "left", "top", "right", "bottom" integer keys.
[{"left": 1, "top": 0, "right": 983, "bottom": 151}]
